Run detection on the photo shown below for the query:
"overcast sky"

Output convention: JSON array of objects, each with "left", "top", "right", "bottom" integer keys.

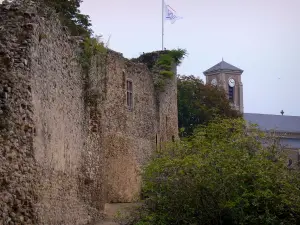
[{"left": 80, "top": 0, "right": 300, "bottom": 116}]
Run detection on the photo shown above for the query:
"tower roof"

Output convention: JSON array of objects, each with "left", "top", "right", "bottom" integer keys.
[{"left": 203, "top": 60, "right": 243, "bottom": 75}]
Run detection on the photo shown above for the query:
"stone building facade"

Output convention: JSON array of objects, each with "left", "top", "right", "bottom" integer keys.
[
  {"left": 0, "top": 1, "right": 178, "bottom": 224},
  {"left": 204, "top": 60, "right": 300, "bottom": 168}
]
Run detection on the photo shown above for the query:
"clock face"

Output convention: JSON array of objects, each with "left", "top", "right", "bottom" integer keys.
[
  {"left": 211, "top": 78, "right": 217, "bottom": 86},
  {"left": 228, "top": 78, "right": 235, "bottom": 87}
]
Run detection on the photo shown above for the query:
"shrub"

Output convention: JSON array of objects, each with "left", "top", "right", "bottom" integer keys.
[{"left": 138, "top": 118, "right": 300, "bottom": 225}]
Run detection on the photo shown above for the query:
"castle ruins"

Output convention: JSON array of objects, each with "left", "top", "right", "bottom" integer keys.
[{"left": 0, "top": 1, "right": 178, "bottom": 224}]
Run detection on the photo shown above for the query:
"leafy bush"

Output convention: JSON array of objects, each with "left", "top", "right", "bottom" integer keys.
[{"left": 138, "top": 118, "right": 300, "bottom": 225}]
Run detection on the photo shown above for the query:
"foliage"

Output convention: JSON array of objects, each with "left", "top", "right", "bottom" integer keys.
[
  {"left": 43, "top": 0, "right": 92, "bottom": 37},
  {"left": 159, "top": 70, "right": 173, "bottom": 78},
  {"left": 154, "top": 48, "right": 187, "bottom": 91},
  {"left": 156, "top": 48, "right": 187, "bottom": 76},
  {"left": 80, "top": 35, "right": 109, "bottom": 107},
  {"left": 80, "top": 35, "right": 106, "bottom": 72},
  {"left": 178, "top": 75, "right": 241, "bottom": 137},
  {"left": 41, "top": 0, "right": 105, "bottom": 72},
  {"left": 41, "top": 0, "right": 109, "bottom": 106},
  {"left": 167, "top": 48, "right": 188, "bottom": 66},
  {"left": 137, "top": 118, "right": 300, "bottom": 225}
]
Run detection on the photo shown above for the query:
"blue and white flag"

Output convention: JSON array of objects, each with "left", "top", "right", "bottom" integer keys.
[{"left": 164, "top": 1, "right": 183, "bottom": 24}]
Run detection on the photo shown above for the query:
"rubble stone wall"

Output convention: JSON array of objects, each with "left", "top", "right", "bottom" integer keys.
[
  {"left": 0, "top": 1, "right": 39, "bottom": 224},
  {"left": 0, "top": 1, "right": 178, "bottom": 224}
]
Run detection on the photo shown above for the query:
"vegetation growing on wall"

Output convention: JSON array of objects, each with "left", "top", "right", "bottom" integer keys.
[
  {"left": 130, "top": 48, "right": 186, "bottom": 91},
  {"left": 41, "top": 0, "right": 109, "bottom": 106},
  {"left": 44, "top": 0, "right": 187, "bottom": 93},
  {"left": 41, "top": 0, "right": 105, "bottom": 69},
  {"left": 80, "top": 36, "right": 110, "bottom": 107},
  {"left": 154, "top": 48, "right": 187, "bottom": 91},
  {"left": 79, "top": 35, "right": 107, "bottom": 73},
  {"left": 43, "top": 0, "right": 92, "bottom": 37}
]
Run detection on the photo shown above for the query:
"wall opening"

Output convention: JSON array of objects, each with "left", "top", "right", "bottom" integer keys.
[
  {"left": 126, "top": 79, "right": 133, "bottom": 110},
  {"left": 288, "top": 158, "right": 293, "bottom": 167},
  {"left": 160, "top": 138, "right": 162, "bottom": 151},
  {"left": 228, "top": 85, "right": 234, "bottom": 102},
  {"left": 166, "top": 116, "right": 168, "bottom": 127},
  {"left": 122, "top": 69, "right": 126, "bottom": 89}
]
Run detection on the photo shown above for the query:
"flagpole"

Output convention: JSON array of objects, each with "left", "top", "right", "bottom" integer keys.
[{"left": 162, "top": 0, "right": 164, "bottom": 50}]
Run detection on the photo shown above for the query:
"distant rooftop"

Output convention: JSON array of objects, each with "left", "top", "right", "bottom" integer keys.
[
  {"left": 203, "top": 60, "right": 243, "bottom": 75},
  {"left": 244, "top": 113, "right": 300, "bottom": 133}
]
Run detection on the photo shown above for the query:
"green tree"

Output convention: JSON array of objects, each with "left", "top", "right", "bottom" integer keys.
[
  {"left": 43, "top": 0, "right": 92, "bottom": 36},
  {"left": 138, "top": 118, "right": 300, "bottom": 225},
  {"left": 177, "top": 75, "right": 241, "bottom": 137}
]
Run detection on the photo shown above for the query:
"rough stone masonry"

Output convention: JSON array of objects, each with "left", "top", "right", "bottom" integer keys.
[{"left": 0, "top": 1, "right": 178, "bottom": 224}]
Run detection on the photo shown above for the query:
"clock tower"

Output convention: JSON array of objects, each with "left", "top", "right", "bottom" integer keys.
[{"left": 203, "top": 59, "right": 244, "bottom": 113}]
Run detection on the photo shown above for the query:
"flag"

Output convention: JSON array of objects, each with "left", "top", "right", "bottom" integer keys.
[{"left": 164, "top": 1, "right": 183, "bottom": 24}]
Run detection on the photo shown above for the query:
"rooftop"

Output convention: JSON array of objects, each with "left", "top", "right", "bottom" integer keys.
[
  {"left": 244, "top": 113, "right": 300, "bottom": 133},
  {"left": 203, "top": 60, "right": 243, "bottom": 75}
]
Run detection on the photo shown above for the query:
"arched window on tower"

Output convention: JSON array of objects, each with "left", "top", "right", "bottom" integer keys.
[{"left": 228, "top": 85, "right": 234, "bottom": 102}]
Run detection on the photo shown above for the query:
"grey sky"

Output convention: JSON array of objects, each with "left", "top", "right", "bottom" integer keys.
[{"left": 80, "top": 0, "right": 300, "bottom": 116}]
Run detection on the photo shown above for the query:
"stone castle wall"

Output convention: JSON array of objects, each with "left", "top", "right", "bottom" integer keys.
[
  {"left": 0, "top": 1, "right": 178, "bottom": 224},
  {"left": 101, "top": 53, "right": 159, "bottom": 203},
  {"left": 0, "top": 1, "right": 39, "bottom": 224},
  {"left": 132, "top": 52, "right": 179, "bottom": 145},
  {"left": 29, "top": 5, "right": 93, "bottom": 225}
]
